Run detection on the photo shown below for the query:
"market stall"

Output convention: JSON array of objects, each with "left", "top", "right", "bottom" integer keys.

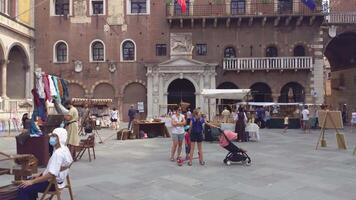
[
  {"left": 72, "top": 98, "right": 113, "bottom": 129},
  {"left": 16, "top": 69, "right": 68, "bottom": 165},
  {"left": 201, "top": 89, "right": 251, "bottom": 141}
]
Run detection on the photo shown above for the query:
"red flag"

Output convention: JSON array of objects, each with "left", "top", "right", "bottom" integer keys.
[{"left": 177, "top": 0, "right": 186, "bottom": 14}]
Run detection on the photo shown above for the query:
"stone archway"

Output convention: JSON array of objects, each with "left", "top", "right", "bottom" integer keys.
[
  {"left": 167, "top": 78, "right": 196, "bottom": 110},
  {"left": 122, "top": 82, "right": 147, "bottom": 122},
  {"left": 324, "top": 32, "right": 356, "bottom": 72},
  {"left": 324, "top": 31, "right": 356, "bottom": 111},
  {"left": 250, "top": 82, "right": 273, "bottom": 102},
  {"left": 7, "top": 45, "right": 29, "bottom": 99},
  {"left": 278, "top": 82, "right": 305, "bottom": 103},
  {"left": 93, "top": 83, "right": 115, "bottom": 99},
  {"left": 68, "top": 83, "right": 86, "bottom": 98}
]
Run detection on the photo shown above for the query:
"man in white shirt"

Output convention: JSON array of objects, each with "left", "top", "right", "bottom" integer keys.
[
  {"left": 302, "top": 105, "right": 310, "bottom": 133},
  {"left": 17, "top": 128, "right": 73, "bottom": 200}
]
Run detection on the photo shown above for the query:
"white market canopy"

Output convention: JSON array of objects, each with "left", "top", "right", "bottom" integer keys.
[{"left": 201, "top": 89, "right": 251, "bottom": 100}]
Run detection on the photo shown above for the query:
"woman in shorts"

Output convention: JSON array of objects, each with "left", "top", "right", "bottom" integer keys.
[{"left": 170, "top": 107, "right": 186, "bottom": 161}]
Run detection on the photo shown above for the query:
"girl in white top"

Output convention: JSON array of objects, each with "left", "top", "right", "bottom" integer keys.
[
  {"left": 110, "top": 108, "right": 119, "bottom": 130},
  {"left": 170, "top": 107, "right": 186, "bottom": 161}
]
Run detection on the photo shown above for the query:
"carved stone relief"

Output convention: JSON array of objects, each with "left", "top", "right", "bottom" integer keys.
[
  {"left": 71, "top": 0, "right": 91, "bottom": 23},
  {"left": 170, "top": 33, "right": 194, "bottom": 57}
]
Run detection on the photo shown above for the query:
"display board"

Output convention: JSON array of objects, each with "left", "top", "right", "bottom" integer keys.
[{"left": 317, "top": 110, "right": 343, "bottom": 129}]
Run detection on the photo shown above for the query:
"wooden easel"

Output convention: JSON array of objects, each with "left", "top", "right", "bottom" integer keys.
[{"left": 316, "top": 111, "right": 347, "bottom": 150}]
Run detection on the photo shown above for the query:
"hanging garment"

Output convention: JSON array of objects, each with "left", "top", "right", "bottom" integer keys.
[
  {"left": 48, "top": 75, "right": 58, "bottom": 97},
  {"left": 42, "top": 74, "right": 51, "bottom": 101},
  {"left": 51, "top": 76, "right": 61, "bottom": 101},
  {"left": 61, "top": 79, "right": 69, "bottom": 104},
  {"left": 31, "top": 89, "right": 41, "bottom": 107},
  {"left": 35, "top": 70, "right": 45, "bottom": 99},
  {"left": 57, "top": 78, "right": 64, "bottom": 98}
]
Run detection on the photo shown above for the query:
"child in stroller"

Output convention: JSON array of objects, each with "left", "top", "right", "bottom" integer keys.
[{"left": 218, "top": 128, "right": 251, "bottom": 166}]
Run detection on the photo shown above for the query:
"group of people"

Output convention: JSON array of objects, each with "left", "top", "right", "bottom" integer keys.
[{"left": 169, "top": 106, "right": 212, "bottom": 166}]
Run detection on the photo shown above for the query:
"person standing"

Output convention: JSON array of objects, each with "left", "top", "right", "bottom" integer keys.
[
  {"left": 128, "top": 105, "right": 137, "bottom": 130},
  {"left": 188, "top": 109, "right": 206, "bottom": 166},
  {"left": 110, "top": 107, "right": 119, "bottom": 130},
  {"left": 186, "top": 108, "right": 192, "bottom": 125},
  {"left": 17, "top": 128, "right": 73, "bottom": 200},
  {"left": 64, "top": 100, "right": 80, "bottom": 158},
  {"left": 170, "top": 107, "right": 186, "bottom": 161},
  {"left": 283, "top": 115, "right": 289, "bottom": 134},
  {"left": 235, "top": 107, "right": 248, "bottom": 142},
  {"left": 302, "top": 105, "right": 310, "bottom": 134},
  {"left": 221, "top": 107, "right": 231, "bottom": 123}
]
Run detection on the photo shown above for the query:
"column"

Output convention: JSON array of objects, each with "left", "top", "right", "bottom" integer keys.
[
  {"left": 1, "top": 59, "right": 7, "bottom": 98},
  {"left": 158, "top": 73, "right": 164, "bottom": 116},
  {"left": 246, "top": 0, "right": 251, "bottom": 15},
  {"left": 225, "top": 0, "right": 231, "bottom": 15},
  {"left": 146, "top": 72, "right": 153, "bottom": 119},
  {"left": 152, "top": 72, "right": 159, "bottom": 118},
  {"left": 25, "top": 65, "right": 31, "bottom": 99}
]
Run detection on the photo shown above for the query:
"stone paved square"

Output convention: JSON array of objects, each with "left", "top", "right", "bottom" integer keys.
[{"left": 1, "top": 126, "right": 356, "bottom": 200}]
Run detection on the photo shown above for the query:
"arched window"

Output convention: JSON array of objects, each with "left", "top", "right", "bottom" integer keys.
[
  {"left": 56, "top": 42, "right": 68, "bottom": 62},
  {"left": 293, "top": 45, "right": 306, "bottom": 56},
  {"left": 122, "top": 40, "right": 135, "bottom": 61},
  {"left": 266, "top": 46, "right": 278, "bottom": 57},
  {"left": 224, "top": 47, "right": 236, "bottom": 58},
  {"left": 231, "top": 0, "right": 245, "bottom": 15},
  {"left": 91, "top": 41, "right": 104, "bottom": 61}
]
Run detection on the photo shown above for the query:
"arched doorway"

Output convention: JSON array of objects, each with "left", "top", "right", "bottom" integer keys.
[
  {"left": 7, "top": 45, "right": 28, "bottom": 99},
  {"left": 168, "top": 78, "right": 195, "bottom": 110},
  {"left": 250, "top": 82, "right": 273, "bottom": 102},
  {"left": 217, "top": 82, "right": 239, "bottom": 112},
  {"left": 68, "top": 83, "right": 85, "bottom": 99},
  {"left": 123, "top": 83, "right": 147, "bottom": 122},
  {"left": 279, "top": 82, "right": 305, "bottom": 103},
  {"left": 93, "top": 83, "right": 115, "bottom": 99}
]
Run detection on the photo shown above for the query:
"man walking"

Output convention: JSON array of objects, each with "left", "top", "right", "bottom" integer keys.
[{"left": 128, "top": 105, "right": 137, "bottom": 130}]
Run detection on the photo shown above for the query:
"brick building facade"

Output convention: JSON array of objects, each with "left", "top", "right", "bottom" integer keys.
[{"left": 34, "top": 0, "right": 325, "bottom": 121}]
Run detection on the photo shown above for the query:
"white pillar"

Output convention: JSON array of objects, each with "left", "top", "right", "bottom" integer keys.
[
  {"left": 1, "top": 59, "right": 7, "bottom": 98},
  {"left": 312, "top": 58, "right": 325, "bottom": 104},
  {"left": 152, "top": 72, "right": 159, "bottom": 118},
  {"left": 147, "top": 73, "right": 153, "bottom": 119},
  {"left": 158, "top": 74, "right": 164, "bottom": 116}
]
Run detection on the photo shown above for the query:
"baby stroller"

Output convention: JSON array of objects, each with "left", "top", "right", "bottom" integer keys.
[{"left": 218, "top": 128, "right": 251, "bottom": 166}]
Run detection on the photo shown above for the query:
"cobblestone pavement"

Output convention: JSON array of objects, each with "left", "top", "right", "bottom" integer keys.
[{"left": 1, "top": 126, "right": 356, "bottom": 200}]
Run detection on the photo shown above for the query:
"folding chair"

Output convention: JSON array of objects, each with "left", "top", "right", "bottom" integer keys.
[
  {"left": 40, "top": 175, "right": 74, "bottom": 200},
  {"left": 75, "top": 134, "right": 96, "bottom": 162}
]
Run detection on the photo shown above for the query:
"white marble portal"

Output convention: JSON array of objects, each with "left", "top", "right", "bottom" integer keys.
[{"left": 146, "top": 57, "right": 218, "bottom": 119}]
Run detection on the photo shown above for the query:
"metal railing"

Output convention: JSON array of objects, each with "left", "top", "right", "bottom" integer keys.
[
  {"left": 327, "top": 12, "right": 356, "bottom": 24},
  {"left": 167, "top": 2, "right": 322, "bottom": 17},
  {"left": 223, "top": 56, "right": 313, "bottom": 71}
]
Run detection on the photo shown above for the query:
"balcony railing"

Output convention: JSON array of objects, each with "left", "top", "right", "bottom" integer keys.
[
  {"left": 167, "top": 2, "right": 322, "bottom": 17},
  {"left": 223, "top": 57, "right": 313, "bottom": 71},
  {"left": 326, "top": 12, "right": 356, "bottom": 24}
]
